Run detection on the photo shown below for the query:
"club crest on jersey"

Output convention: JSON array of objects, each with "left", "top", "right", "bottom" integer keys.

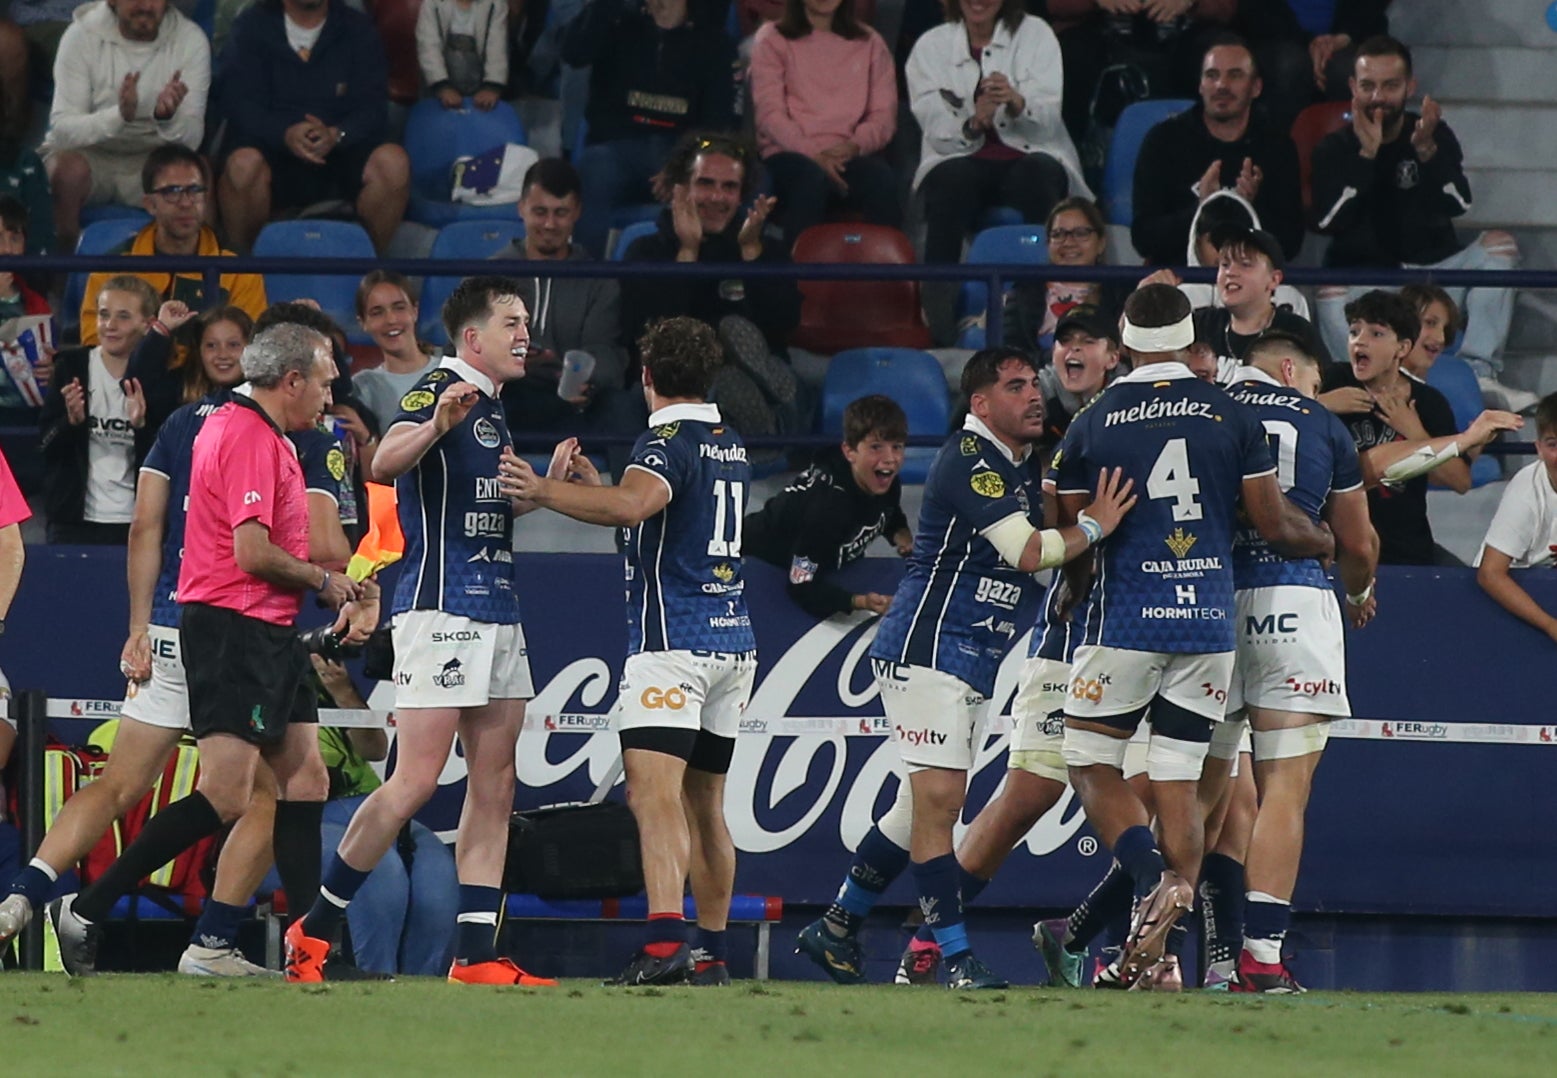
[
  {"left": 325, "top": 447, "right": 347, "bottom": 481},
  {"left": 401, "top": 389, "right": 436, "bottom": 411},
  {"left": 472, "top": 417, "right": 501, "bottom": 448},
  {"left": 960, "top": 435, "right": 979, "bottom": 456},
  {"left": 427, "top": 369, "right": 450, "bottom": 382},
  {"left": 713, "top": 562, "right": 735, "bottom": 583},
  {"left": 653, "top": 422, "right": 680, "bottom": 440},
  {"left": 1164, "top": 528, "right": 1198, "bottom": 558},
  {"left": 789, "top": 556, "right": 817, "bottom": 585},
  {"left": 970, "top": 470, "right": 1005, "bottom": 498}
]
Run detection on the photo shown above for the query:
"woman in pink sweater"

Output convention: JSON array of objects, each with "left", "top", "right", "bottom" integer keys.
[{"left": 749, "top": 0, "right": 900, "bottom": 249}]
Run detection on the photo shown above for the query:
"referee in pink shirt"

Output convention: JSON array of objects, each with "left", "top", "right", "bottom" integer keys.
[{"left": 52, "top": 323, "right": 378, "bottom": 974}]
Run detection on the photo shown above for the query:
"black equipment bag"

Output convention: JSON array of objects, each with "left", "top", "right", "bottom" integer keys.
[{"left": 502, "top": 800, "right": 643, "bottom": 899}]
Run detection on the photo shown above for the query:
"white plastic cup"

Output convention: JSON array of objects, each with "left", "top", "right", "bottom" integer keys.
[{"left": 558, "top": 349, "right": 595, "bottom": 399}]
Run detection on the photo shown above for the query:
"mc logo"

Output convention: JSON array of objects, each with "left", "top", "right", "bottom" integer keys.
[{"left": 640, "top": 686, "right": 688, "bottom": 710}]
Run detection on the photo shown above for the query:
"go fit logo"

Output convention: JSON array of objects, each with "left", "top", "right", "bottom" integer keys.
[{"left": 640, "top": 684, "right": 693, "bottom": 710}]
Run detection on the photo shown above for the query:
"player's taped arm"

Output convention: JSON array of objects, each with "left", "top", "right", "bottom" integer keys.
[{"left": 982, "top": 512, "right": 1100, "bottom": 574}]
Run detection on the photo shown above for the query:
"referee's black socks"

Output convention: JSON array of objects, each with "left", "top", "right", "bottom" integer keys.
[
  {"left": 274, "top": 800, "right": 323, "bottom": 926},
  {"left": 72, "top": 791, "right": 225, "bottom": 924}
]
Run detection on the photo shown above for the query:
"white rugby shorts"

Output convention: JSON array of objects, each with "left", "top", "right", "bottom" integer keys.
[
  {"left": 617, "top": 650, "right": 756, "bottom": 738},
  {"left": 1065, "top": 644, "right": 1235, "bottom": 727},
  {"left": 1009, "top": 656, "right": 1071, "bottom": 781},
  {"left": 119, "top": 625, "right": 191, "bottom": 731},
  {"left": 873, "top": 660, "right": 988, "bottom": 772},
  {"left": 392, "top": 611, "right": 533, "bottom": 709},
  {"left": 1226, "top": 586, "right": 1350, "bottom": 718}
]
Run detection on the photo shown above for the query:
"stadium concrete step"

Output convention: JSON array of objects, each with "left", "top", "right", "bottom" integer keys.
[
  {"left": 1424, "top": 107, "right": 1557, "bottom": 173},
  {"left": 1459, "top": 169, "right": 1557, "bottom": 230},
  {"left": 1414, "top": 46, "right": 1557, "bottom": 104},
  {"left": 1392, "top": 0, "right": 1557, "bottom": 47}
]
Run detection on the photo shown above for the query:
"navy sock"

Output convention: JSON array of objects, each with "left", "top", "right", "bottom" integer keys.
[
  {"left": 693, "top": 926, "right": 727, "bottom": 969},
  {"left": 1066, "top": 863, "right": 1133, "bottom": 953},
  {"left": 73, "top": 792, "right": 224, "bottom": 924},
  {"left": 1199, "top": 852, "right": 1246, "bottom": 967},
  {"left": 455, "top": 884, "right": 503, "bottom": 964},
  {"left": 915, "top": 867, "right": 990, "bottom": 944},
  {"left": 1243, "top": 891, "right": 1291, "bottom": 965},
  {"left": 9, "top": 860, "right": 58, "bottom": 909},
  {"left": 644, "top": 912, "right": 687, "bottom": 958},
  {"left": 302, "top": 854, "right": 372, "bottom": 943},
  {"left": 823, "top": 825, "right": 908, "bottom": 937},
  {"left": 192, "top": 899, "right": 248, "bottom": 951},
  {"left": 1112, "top": 825, "right": 1167, "bottom": 900},
  {"left": 911, "top": 854, "right": 968, "bottom": 959}
]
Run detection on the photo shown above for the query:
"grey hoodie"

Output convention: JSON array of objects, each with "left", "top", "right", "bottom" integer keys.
[{"left": 490, "top": 243, "right": 628, "bottom": 392}]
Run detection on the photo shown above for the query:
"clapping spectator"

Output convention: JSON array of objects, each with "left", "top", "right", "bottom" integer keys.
[
  {"left": 39, "top": 0, "right": 210, "bottom": 253},
  {"left": 416, "top": 0, "right": 509, "bottom": 110},
  {"left": 1130, "top": 35, "right": 1303, "bottom": 269},
  {"left": 217, "top": 0, "right": 411, "bottom": 254},
  {"left": 563, "top": 0, "right": 736, "bottom": 260},
  {"left": 1237, "top": 0, "right": 1390, "bottom": 135},
  {"left": 749, "top": 0, "right": 901, "bottom": 250},
  {"left": 349, "top": 271, "right": 440, "bottom": 434},
  {"left": 40, "top": 275, "right": 159, "bottom": 544},
  {"left": 1002, "top": 196, "right": 1132, "bottom": 358}
]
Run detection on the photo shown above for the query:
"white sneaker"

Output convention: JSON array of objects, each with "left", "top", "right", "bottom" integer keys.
[
  {"left": 49, "top": 894, "right": 100, "bottom": 977},
  {"left": 0, "top": 893, "right": 32, "bottom": 944},
  {"left": 1477, "top": 376, "right": 1540, "bottom": 414},
  {"left": 178, "top": 943, "right": 280, "bottom": 978}
]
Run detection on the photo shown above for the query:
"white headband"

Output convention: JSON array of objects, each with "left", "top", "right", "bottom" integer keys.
[{"left": 1121, "top": 314, "right": 1194, "bottom": 353}]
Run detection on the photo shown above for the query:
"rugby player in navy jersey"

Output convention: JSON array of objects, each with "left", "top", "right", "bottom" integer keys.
[
  {"left": 792, "top": 347, "right": 1133, "bottom": 991},
  {"left": 1221, "top": 332, "right": 1379, "bottom": 992},
  {"left": 288, "top": 277, "right": 563, "bottom": 987},
  {"left": 1052, "top": 285, "right": 1333, "bottom": 990},
  {"left": 502, "top": 316, "right": 757, "bottom": 987}
]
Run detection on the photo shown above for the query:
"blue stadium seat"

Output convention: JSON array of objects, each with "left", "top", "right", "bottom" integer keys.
[
  {"left": 252, "top": 220, "right": 376, "bottom": 342},
  {"left": 1102, "top": 99, "right": 1193, "bottom": 228},
  {"left": 419, "top": 220, "right": 529, "bottom": 345},
  {"left": 612, "top": 219, "right": 659, "bottom": 261},
  {"left": 1427, "top": 354, "right": 1501, "bottom": 488},
  {"left": 822, "top": 348, "right": 949, "bottom": 483},
  {"left": 62, "top": 215, "right": 153, "bottom": 339},
  {"left": 956, "top": 224, "right": 1050, "bottom": 349},
  {"left": 977, "top": 206, "right": 1024, "bottom": 230},
  {"left": 403, "top": 98, "right": 528, "bottom": 227}
]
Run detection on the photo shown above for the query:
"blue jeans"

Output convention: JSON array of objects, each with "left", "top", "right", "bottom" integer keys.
[
  {"left": 575, "top": 135, "right": 677, "bottom": 260},
  {"left": 322, "top": 796, "right": 459, "bottom": 977}
]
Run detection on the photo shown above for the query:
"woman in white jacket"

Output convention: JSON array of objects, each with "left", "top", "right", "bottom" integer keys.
[
  {"left": 905, "top": 0, "right": 1088, "bottom": 265},
  {"left": 415, "top": 0, "right": 509, "bottom": 111}
]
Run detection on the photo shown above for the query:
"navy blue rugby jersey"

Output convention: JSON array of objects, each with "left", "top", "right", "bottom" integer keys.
[
  {"left": 389, "top": 358, "right": 521, "bottom": 624},
  {"left": 1054, "top": 362, "right": 1273, "bottom": 654},
  {"left": 1226, "top": 365, "right": 1363, "bottom": 591},
  {"left": 1027, "top": 570, "right": 1088, "bottom": 663},
  {"left": 870, "top": 416, "right": 1043, "bottom": 697},
  {"left": 141, "top": 388, "right": 335, "bottom": 628},
  {"left": 623, "top": 403, "right": 756, "bottom": 655}
]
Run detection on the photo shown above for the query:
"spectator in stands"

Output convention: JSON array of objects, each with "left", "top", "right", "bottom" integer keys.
[
  {"left": 1399, "top": 282, "right": 1457, "bottom": 381},
  {"left": 745, "top": 394, "right": 912, "bottom": 619},
  {"left": 1236, "top": 0, "right": 1390, "bottom": 135},
  {"left": 1312, "top": 36, "right": 1527, "bottom": 410},
  {"left": 312, "top": 655, "right": 459, "bottom": 977},
  {"left": 1036, "top": 302, "right": 1120, "bottom": 462},
  {"left": 1476, "top": 394, "right": 1557, "bottom": 639},
  {"left": 1189, "top": 225, "right": 1329, "bottom": 382},
  {"left": 621, "top": 132, "right": 802, "bottom": 445},
  {"left": 79, "top": 143, "right": 268, "bottom": 347},
  {"left": 0, "top": 196, "right": 55, "bottom": 419},
  {"left": 217, "top": 0, "right": 411, "bottom": 254},
  {"left": 121, "top": 301, "right": 252, "bottom": 435},
  {"left": 416, "top": 0, "right": 510, "bottom": 110},
  {"left": 1, "top": 85, "right": 54, "bottom": 255},
  {"left": 39, "top": 0, "right": 211, "bottom": 253},
  {"left": 1131, "top": 35, "right": 1302, "bottom": 269},
  {"left": 563, "top": 0, "right": 736, "bottom": 261},
  {"left": 905, "top": 0, "right": 1089, "bottom": 269},
  {"left": 1155, "top": 189, "right": 1311, "bottom": 318},
  {"left": 40, "top": 274, "right": 158, "bottom": 544},
  {"left": 488, "top": 159, "right": 641, "bottom": 467},
  {"left": 351, "top": 271, "right": 439, "bottom": 434},
  {"left": 1002, "top": 196, "right": 1131, "bottom": 359},
  {"left": 749, "top": 0, "right": 900, "bottom": 250}
]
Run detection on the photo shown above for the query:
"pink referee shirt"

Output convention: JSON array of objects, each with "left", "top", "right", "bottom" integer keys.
[
  {"left": 0, "top": 448, "right": 30, "bottom": 530},
  {"left": 178, "top": 396, "right": 310, "bottom": 626}
]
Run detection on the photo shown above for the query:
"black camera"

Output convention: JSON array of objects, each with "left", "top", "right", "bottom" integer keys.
[{"left": 298, "top": 624, "right": 363, "bottom": 661}]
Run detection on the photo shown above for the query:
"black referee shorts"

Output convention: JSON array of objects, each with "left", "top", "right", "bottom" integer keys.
[{"left": 180, "top": 602, "right": 317, "bottom": 746}]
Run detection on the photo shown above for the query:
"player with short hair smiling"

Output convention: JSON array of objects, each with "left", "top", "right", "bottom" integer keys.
[
  {"left": 287, "top": 276, "right": 560, "bottom": 987},
  {"left": 1053, "top": 284, "right": 1333, "bottom": 990},
  {"left": 804, "top": 346, "right": 1135, "bottom": 991},
  {"left": 501, "top": 315, "right": 756, "bottom": 987}
]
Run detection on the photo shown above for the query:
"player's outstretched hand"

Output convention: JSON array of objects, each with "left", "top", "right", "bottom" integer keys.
[
  {"left": 1083, "top": 467, "right": 1137, "bottom": 538},
  {"left": 433, "top": 381, "right": 482, "bottom": 435},
  {"left": 498, "top": 449, "right": 544, "bottom": 502}
]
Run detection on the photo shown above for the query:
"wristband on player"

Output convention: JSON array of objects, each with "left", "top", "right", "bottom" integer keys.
[
  {"left": 319, "top": 569, "right": 331, "bottom": 593},
  {"left": 1346, "top": 580, "right": 1374, "bottom": 606},
  {"left": 1076, "top": 513, "right": 1105, "bottom": 547}
]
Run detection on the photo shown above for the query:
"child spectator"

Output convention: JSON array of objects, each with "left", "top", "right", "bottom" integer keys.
[
  {"left": 1475, "top": 394, "right": 1557, "bottom": 637},
  {"left": 416, "top": 0, "right": 509, "bottom": 111},
  {"left": 749, "top": 0, "right": 900, "bottom": 249},
  {"left": 0, "top": 196, "right": 55, "bottom": 419},
  {"left": 1189, "top": 225, "right": 1330, "bottom": 382},
  {"left": 744, "top": 394, "right": 913, "bottom": 618},
  {"left": 40, "top": 274, "right": 158, "bottom": 544},
  {"left": 1399, "top": 283, "right": 1457, "bottom": 381},
  {"left": 1002, "top": 197, "right": 1131, "bottom": 359}
]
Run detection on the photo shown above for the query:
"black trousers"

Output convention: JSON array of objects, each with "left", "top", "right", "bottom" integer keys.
[{"left": 919, "top": 152, "right": 1070, "bottom": 264}]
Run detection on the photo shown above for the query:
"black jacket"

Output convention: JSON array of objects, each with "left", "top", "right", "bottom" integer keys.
[
  {"left": 744, "top": 447, "right": 908, "bottom": 618},
  {"left": 1131, "top": 103, "right": 1304, "bottom": 267},
  {"left": 563, "top": 0, "right": 736, "bottom": 144},
  {"left": 39, "top": 347, "right": 156, "bottom": 528},
  {"left": 1237, "top": 0, "right": 1391, "bottom": 44},
  {"left": 620, "top": 209, "right": 802, "bottom": 358},
  {"left": 1311, "top": 116, "right": 1470, "bottom": 267}
]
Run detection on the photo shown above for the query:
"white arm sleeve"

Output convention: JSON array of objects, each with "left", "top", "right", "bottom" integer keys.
[
  {"left": 1381, "top": 441, "right": 1460, "bottom": 487},
  {"left": 982, "top": 513, "right": 1068, "bottom": 571}
]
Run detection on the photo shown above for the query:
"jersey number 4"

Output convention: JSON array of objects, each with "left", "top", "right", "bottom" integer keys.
[
  {"left": 1147, "top": 438, "right": 1202, "bottom": 521},
  {"left": 708, "top": 479, "right": 746, "bottom": 557}
]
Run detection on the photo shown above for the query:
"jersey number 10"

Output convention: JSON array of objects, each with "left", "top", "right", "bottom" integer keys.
[{"left": 708, "top": 479, "right": 746, "bottom": 557}]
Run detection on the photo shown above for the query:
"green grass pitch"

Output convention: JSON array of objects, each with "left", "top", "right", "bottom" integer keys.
[{"left": 2, "top": 976, "right": 1555, "bottom": 1076}]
